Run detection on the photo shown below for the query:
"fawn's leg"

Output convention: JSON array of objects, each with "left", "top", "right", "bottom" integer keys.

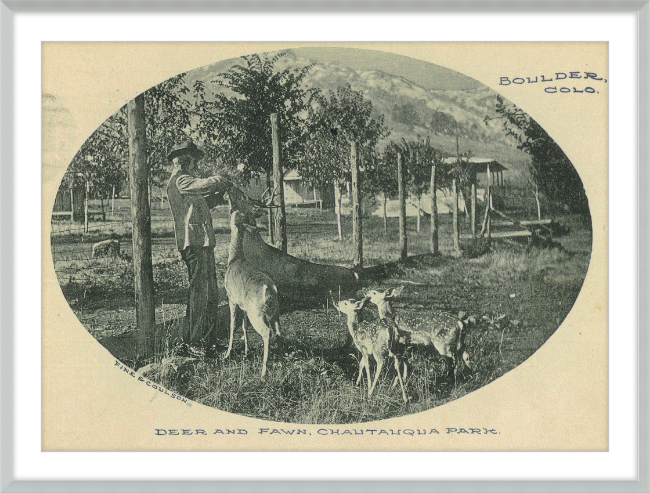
[
  {"left": 391, "top": 357, "right": 407, "bottom": 388},
  {"left": 370, "top": 355, "right": 384, "bottom": 397},
  {"left": 224, "top": 302, "right": 239, "bottom": 359},
  {"left": 462, "top": 350, "right": 471, "bottom": 370},
  {"left": 363, "top": 355, "right": 372, "bottom": 394},
  {"left": 392, "top": 355, "right": 408, "bottom": 403},
  {"left": 356, "top": 355, "right": 366, "bottom": 386}
]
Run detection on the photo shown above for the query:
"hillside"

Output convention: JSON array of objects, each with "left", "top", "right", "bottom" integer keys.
[{"left": 185, "top": 49, "right": 533, "bottom": 184}]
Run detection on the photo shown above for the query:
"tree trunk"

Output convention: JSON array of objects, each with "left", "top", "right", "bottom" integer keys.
[
  {"left": 266, "top": 170, "right": 274, "bottom": 244},
  {"left": 487, "top": 163, "right": 492, "bottom": 240},
  {"left": 398, "top": 152, "right": 407, "bottom": 262},
  {"left": 100, "top": 196, "right": 105, "bottom": 222},
  {"left": 535, "top": 182, "right": 542, "bottom": 220},
  {"left": 350, "top": 142, "right": 362, "bottom": 269},
  {"left": 111, "top": 185, "right": 115, "bottom": 217},
  {"left": 383, "top": 192, "right": 388, "bottom": 234},
  {"left": 430, "top": 164, "right": 438, "bottom": 254},
  {"left": 471, "top": 179, "right": 477, "bottom": 239},
  {"left": 334, "top": 182, "right": 343, "bottom": 241},
  {"left": 127, "top": 93, "right": 155, "bottom": 357},
  {"left": 416, "top": 195, "right": 421, "bottom": 233},
  {"left": 452, "top": 177, "right": 460, "bottom": 252},
  {"left": 271, "top": 113, "right": 287, "bottom": 253},
  {"left": 70, "top": 187, "right": 75, "bottom": 223},
  {"left": 84, "top": 179, "right": 89, "bottom": 233}
]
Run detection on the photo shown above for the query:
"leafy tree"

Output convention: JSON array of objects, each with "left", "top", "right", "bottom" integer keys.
[
  {"left": 194, "top": 52, "right": 318, "bottom": 181},
  {"left": 365, "top": 144, "right": 399, "bottom": 233},
  {"left": 144, "top": 73, "right": 192, "bottom": 198},
  {"left": 485, "top": 95, "right": 589, "bottom": 215},
  {"left": 297, "top": 84, "right": 389, "bottom": 240},
  {"left": 66, "top": 72, "right": 193, "bottom": 217},
  {"left": 429, "top": 110, "right": 457, "bottom": 135}
]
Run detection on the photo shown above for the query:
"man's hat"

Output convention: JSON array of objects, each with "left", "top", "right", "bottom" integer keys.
[{"left": 167, "top": 139, "right": 204, "bottom": 162}]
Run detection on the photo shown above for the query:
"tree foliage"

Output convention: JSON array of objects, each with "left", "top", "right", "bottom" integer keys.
[
  {"left": 193, "top": 52, "right": 319, "bottom": 181},
  {"left": 298, "top": 83, "right": 389, "bottom": 190},
  {"left": 68, "top": 111, "right": 127, "bottom": 198},
  {"left": 486, "top": 95, "right": 589, "bottom": 213},
  {"left": 144, "top": 73, "right": 192, "bottom": 188},
  {"left": 66, "top": 73, "right": 193, "bottom": 198}
]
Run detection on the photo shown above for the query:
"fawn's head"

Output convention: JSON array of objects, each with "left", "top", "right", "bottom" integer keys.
[
  {"left": 365, "top": 286, "right": 404, "bottom": 305},
  {"left": 332, "top": 297, "right": 368, "bottom": 319}
]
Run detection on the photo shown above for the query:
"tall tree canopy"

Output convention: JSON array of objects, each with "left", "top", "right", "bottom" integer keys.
[
  {"left": 297, "top": 83, "right": 389, "bottom": 190},
  {"left": 193, "top": 52, "right": 319, "bottom": 181},
  {"left": 67, "top": 72, "right": 193, "bottom": 197},
  {"left": 487, "top": 95, "right": 589, "bottom": 214}
]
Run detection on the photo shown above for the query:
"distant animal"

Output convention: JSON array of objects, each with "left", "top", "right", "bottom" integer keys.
[
  {"left": 223, "top": 210, "right": 281, "bottom": 380},
  {"left": 332, "top": 296, "right": 408, "bottom": 403},
  {"left": 91, "top": 239, "right": 120, "bottom": 258},
  {"left": 365, "top": 286, "right": 472, "bottom": 383}
]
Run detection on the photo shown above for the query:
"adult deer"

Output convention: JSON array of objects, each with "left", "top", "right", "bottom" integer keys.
[
  {"left": 365, "top": 287, "right": 472, "bottom": 383},
  {"left": 332, "top": 295, "right": 408, "bottom": 403},
  {"left": 223, "top": 205, "right": 281, "bottom": 380}
]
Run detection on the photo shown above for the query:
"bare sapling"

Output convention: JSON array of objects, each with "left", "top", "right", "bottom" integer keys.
[
  {"left": 365, "top": 287, "right": 472, "bottom": 384},
  {"left": 224, "top": 210, "right": 281, "bottom": 380},
  {"left": 332, "top": 295, "right": 408, "bottom": 403}
]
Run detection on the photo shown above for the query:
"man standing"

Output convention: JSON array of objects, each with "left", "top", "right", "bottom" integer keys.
[{"left": 166, "top": 139, "right": 232, "bottom": 350}]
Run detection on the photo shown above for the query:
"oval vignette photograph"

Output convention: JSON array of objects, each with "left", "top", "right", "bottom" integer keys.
[{"left": 47, "top": 47, "right": 592, "bottom": 425}]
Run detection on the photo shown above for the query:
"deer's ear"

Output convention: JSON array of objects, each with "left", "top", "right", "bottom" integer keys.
[
  {"left": 392, "top": 285, "right": 405, "bottom": 297},
  {"left": 356, "top": 298, "right": 368, "bottom": 310}
]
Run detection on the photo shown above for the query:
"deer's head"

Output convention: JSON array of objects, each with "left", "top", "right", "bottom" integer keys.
[{"left": 227, "top": 186, "right": 279, "bottom": 227}]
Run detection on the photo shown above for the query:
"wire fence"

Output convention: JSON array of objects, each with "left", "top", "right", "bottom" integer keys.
[{"left": 50, "top": 202, "right": 463, "bottom": 302}]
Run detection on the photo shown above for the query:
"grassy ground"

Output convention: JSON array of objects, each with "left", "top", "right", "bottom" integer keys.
[{"left": 52, "top": 207, "right": 592, "bottom": 423}]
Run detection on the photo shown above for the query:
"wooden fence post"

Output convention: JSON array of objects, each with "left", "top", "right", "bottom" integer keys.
[
  {"left": 84, "top": 178, "right": 89, "bottom": 233},
  {"left": 452, "top": 176, "right": 460, "bottom": 252},
  {"left": 430, "top": 162, "right": 438, "bottom": 255},
  {"left": 70, "top": 187, "right": 75, "bottom": 222},
  {"left": 486, "top": 162, "right": 492, "bottom": 240},
  {"left": 266, "top": 170, "right": 274, "bottom": 244},
  {"left": 471, "top": 173, "right": 477, "bottom": 239},
  {"left": 350, "top": 141, "right": 362, "bottom": 269},
  {"left": 271, "top": 113, "right": 287, "bottom": 253},
  {"left": 128, "top": 93, "right": 155, "bottom": 357},
  {"left": 398, "top": 152, "right": 407, "bottom": 262},
  {"left": 334, "top": 182, "right": 343, "bottom": 241}
]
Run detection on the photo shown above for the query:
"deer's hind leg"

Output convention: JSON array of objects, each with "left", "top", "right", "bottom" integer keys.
[
  {"left": 248, "top": 312, "right": 271, "bottom": 380},
  {"left": 224, "top": 301, "right": 241, "bottom": 359},
  {"left": 241, "top": 315, "right": 249, "bottom": 356}
]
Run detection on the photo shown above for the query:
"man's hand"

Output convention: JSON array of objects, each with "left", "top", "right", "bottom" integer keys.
[{"left": 215, "top": 164, "right": 244, "bottom": 188}]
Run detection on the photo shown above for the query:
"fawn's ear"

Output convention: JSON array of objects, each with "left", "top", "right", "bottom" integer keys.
[{"left": 355, "top": 298, "right": 368, "bottom": 310}]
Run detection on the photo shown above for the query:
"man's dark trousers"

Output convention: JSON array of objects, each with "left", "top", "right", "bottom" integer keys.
[{"left": 181, "top": 246, "right": 219, "bottom": 346}]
